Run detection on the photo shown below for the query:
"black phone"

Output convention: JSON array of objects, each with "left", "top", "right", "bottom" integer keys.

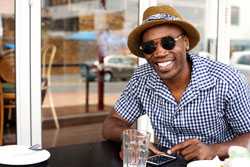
[{"left": 146, "top": 154, "right": 176, "bottom": 166}]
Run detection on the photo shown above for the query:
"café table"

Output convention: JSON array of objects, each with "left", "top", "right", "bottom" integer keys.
[{"left": 47, "top": 140, "right": 187, "bottom": 167}]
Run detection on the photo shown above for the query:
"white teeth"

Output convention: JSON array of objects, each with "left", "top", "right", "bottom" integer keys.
[{"left": 158, "top": 61, "right": 172, "bottom": 67}]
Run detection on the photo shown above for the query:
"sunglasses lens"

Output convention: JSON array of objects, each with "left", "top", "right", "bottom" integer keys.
[
  {"left": 141, "top": 36, "right": 179, "bottom": 54},
  {"left": 161, "top": 36, "right": 176, "bottom": 50},
  {"left": 141, "top": 41, "right": 156, "bottom": 54}
]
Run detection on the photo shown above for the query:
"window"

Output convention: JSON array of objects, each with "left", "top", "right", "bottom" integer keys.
[
  {"left": 238, "top": 55, "right": 250, "bottom": 65},
  {"left": 231, "top": 6, "right": 240, "bottom": 25},
  {"left": 41, "top": 0, "right": 139, "bottom": 148},
  {"left": 0, "top": 0, "right": 16, "bottom": 145}
]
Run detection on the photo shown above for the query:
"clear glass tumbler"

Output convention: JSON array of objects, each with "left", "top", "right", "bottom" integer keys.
[{"left": 123, "top": 129, "right": 151, "bottom": 167}]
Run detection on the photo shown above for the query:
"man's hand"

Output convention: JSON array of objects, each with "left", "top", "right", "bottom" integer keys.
[
  {"left": 169, "top": 139, "right": 218, "bottom": 161},
  {"left": 119, "top": 148, "right": 123, "bottom": 160}
]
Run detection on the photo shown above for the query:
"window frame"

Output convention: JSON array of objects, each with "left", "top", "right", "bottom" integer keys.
[{"left": 16, "top": 0, "right": 42, "bottom": 146}]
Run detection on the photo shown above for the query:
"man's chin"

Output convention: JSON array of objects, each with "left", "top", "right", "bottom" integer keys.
[
  {"left": 158, "top": 73, "right": 174, "bottom": 81},
  {"left": 158, "top": 69, "right": 182, "bottom": 81}
]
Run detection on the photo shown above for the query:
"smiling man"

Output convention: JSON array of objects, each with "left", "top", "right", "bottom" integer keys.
[{"left": 102, "top": 5, "right": 250, "bottom": 161}]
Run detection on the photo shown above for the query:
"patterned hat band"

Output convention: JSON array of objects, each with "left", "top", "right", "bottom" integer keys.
[{"left": 142, "top": 13, "right": 179, "bottom": 24}]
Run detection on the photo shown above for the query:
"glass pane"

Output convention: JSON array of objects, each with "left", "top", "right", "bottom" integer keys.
[
  {"left": 41, "top": 0, "right": 139, "bottom": 148},
  {"left": 231, "top": 6, "right": 239, "bottom": 25},
  {"left": 0, "top": 0, "right": 16, "bottom": 145},
  {"left": 156, "top": 0, "right": 218, "bottom": 59},
  {"left": 229, "top": 1, "right": 250, "bottom": 84}
]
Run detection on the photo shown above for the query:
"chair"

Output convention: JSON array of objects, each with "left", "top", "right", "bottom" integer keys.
[
  {"left": 0, "top": 52, "right": 16, "bottom": 145},
  {"left": 42, "top": 45, "right": 60, "bottom": 129},
  {"left": 0, "top": 82, "right": 4, "bottom": 145}
]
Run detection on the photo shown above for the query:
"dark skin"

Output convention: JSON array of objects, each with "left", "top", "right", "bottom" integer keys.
[{"left": 102, "top": 24, "right": 250, "bottom": 160}]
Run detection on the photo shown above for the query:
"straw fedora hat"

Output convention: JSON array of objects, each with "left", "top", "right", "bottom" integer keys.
[{"left": 127, "top": 5, "right": 200, "bottom": 57}]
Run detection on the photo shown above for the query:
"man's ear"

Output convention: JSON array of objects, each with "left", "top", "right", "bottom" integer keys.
[{"left": 184, "top": 36, "right": 190, "bottom": 51}]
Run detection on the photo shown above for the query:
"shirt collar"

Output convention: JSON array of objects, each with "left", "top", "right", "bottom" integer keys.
[{"left": 189, "top": 53, "right": 216, "bottom": 90}]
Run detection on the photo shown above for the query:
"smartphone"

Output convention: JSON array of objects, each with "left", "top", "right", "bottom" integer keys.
[{"left": 146, "top": 154, "right": 176, "bottom": 166}]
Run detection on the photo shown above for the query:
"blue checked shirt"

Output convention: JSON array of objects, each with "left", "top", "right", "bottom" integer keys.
[{"left": 114, "top": 53, "right": 250, "bottom": 148}]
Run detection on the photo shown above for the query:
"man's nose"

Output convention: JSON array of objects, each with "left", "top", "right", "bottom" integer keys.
[{"left": 153, "top": 42, "right": 169, "bottom": 57}]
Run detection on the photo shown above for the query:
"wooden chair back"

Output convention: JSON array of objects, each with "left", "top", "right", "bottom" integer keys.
[
  {"left": 42, "top": 45, "right": 56, "bottom": 79},
  {"left": 0, "top": 52, "right": 15, "bottom": 145},
  {"left": 0, "top": 82, "right": 4, "bottom": 145},
  {"left": 41, "top": 45, "right": 59, "bottom": 128},
  {"left": 41, "top": 45, "right": 56, "bottom": 103},
  {"left": 0, "top": 53, "right": 15, "bottom": 84}
]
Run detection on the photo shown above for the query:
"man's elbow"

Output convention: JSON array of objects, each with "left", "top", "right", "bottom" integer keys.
[{"left": 102, "top": 118, "right": 110, "bottom": 140}]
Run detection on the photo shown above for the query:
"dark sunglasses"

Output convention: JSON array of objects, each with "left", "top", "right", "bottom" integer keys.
[{"left": 140, "top": 34, "right": 185, "bottom": 54}]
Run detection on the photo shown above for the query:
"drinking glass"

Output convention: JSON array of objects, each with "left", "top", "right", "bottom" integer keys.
[{"left": 122, "top": 129, "right": 150, "bottom": 167}]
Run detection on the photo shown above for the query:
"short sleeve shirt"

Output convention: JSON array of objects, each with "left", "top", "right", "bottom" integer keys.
[{"left": 114, "top": 53, "right": 250, "bottom": 148}]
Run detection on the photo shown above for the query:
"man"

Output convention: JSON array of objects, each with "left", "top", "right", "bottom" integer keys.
[{"left": 102, "top": 5, "right": 250, "bottom": 160}]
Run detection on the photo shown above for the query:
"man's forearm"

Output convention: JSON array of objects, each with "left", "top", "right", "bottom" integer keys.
[
  {"left": 213, "top": 133, "right": 250, "bottom": 159},
  {"left": 103, "top": 116, "right": 131, "bottom": 142}
]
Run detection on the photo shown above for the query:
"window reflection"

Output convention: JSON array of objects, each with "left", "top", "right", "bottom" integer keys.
[
  {"left": 228, "top": 1, "right": 250, "bottom": 84},
  {"left": 0, "top": 0, "right": 16, "bottom": 145},
  {"left": 42, "top": 0, "right": 138, "bottom": 147},
  {"left": 231, "top": 6, "right": 240, "bottom": 26}
]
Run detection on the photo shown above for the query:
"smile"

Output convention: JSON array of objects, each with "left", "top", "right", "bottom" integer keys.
[{"left": 157, "top": 60, "right": 174, "bottom": 71}]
